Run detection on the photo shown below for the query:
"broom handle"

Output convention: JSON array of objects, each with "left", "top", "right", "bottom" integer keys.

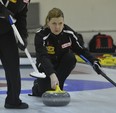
[
  {"left": 99, "top": 69, "right": 116, "bottom": 87},
  {"left": 9, "top": 15, "right": 39, "bottom": 73},
  {"left": 79, "top": 55, "right": 116, "bottom": 87},
  {"left": 12, "top": 24, "right": 39, "bottom": 72}
]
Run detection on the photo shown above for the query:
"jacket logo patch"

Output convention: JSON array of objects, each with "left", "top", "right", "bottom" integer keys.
[
  {"left": 23, "top": 0, "right": 29, "bottom": 3},
  {"left": 9, "top": 0, "right": 17, "bottom": 3},
  {"left": 61, "top": 42, "right": 71, "bottom": 48},
  {"left": 46, "top": 46, "right": 55, "bottom": 54}
]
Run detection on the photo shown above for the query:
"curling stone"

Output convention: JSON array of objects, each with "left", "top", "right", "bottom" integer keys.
[{"left": 42, "top": 85, "right": 70, "bottom": 106}]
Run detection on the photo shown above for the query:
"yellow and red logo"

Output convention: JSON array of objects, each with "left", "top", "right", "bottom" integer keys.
[{"left": 46, "top": 46, "right": 55, "bottom": 54}]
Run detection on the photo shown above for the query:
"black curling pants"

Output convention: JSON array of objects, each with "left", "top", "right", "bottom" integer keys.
[
  {"left": 36, "top": 52, "right": 77, "bottom": 95},
  {"left": 0, "top": 30, "right": 22, "bottom": 105}
]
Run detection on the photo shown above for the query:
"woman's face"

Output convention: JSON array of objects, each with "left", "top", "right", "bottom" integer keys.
[{"left": 48, "top": 17, "right": 64, "bottom": 35}]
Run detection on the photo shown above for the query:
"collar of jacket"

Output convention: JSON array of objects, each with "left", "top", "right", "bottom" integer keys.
[{"left": 50, "top": 30, "right": 63, "bottom": 38}]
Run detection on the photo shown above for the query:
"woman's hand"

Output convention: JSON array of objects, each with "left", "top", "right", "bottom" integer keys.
[{"left": 50, "top": 73, "right": 59, "bottom": 89}]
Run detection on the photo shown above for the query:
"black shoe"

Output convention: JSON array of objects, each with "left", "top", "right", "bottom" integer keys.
[{"left": 4, "top": 102, "right": 29, "bottom": 109}]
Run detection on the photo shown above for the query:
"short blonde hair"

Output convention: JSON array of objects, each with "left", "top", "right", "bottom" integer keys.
[{"left": 44, "top": 8, "right": 64, "bottom": 27}]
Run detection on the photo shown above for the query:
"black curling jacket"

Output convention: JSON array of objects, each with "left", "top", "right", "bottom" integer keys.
[
  {"left": 0, "top": 0, "right": 30, "bottom": 39},
  {"left": 35, "top": 24, "right": 96, "bottom": 77}
]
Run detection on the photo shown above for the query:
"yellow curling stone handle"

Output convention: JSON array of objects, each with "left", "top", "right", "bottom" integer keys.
[{"left": 46, "top": 85, "right": 66, "bottom": 94}]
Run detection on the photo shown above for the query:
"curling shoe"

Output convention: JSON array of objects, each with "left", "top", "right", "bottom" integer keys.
[{"left": 4, "top": 102, "right": 29, "bottom": 109}]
